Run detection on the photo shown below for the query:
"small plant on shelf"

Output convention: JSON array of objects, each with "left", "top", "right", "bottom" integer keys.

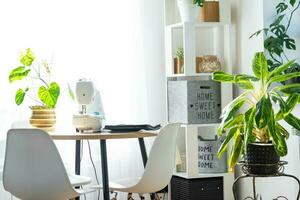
[
  {"left": 193, "top": 0, "right": 205, "bottom": 7},
  {"left": 9, "top": 48, "right": 61, "bottom": 129},
  {"left": 176, "top": 47, "right": 184, "bottom": 61},
  {"left": 250, "top": 0, "right": 300, "bottom": 83},
  {"left": 174, "top": 46, "right": 184, "bottom": 74},
  {"left": 212, "top": 52, "right": 300, "bottom": 175}
]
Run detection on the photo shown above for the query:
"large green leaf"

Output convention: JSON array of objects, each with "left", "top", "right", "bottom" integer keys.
[
  {"left": 9, "top": 66, "right": 31, "bottom": 83},
  {"left": 15, "top": 88, "right": 28, "bottom": 105},
  {"left": 218, "top": 114, "right": 244, "bottom": 137},
  {"left": 270, "top": 15, "right": 285, "bottom": 27},
  {"left": 290, "top": 0, "right": 296, "bottom": 6},
  {"left": 234, "top": 74, "right": 259, "bottom": 82},
  {"left": 276, "top": 83, "right": 300, "bottom": 94},
  {"left": 271, "top": 25, "right": 285, "bottom": 37},
  {"left": 255, "top": 96, "right": 272, "bottom": 129},
  {"left": 273, "top": 94, "right": 299, "bottom": 121},
  {"left": 20, "top": 48, "right": 35, "bottom": 66},
  {"left": 276, "top": 2, "right": 288, "bottom": 14},
  {"left": 217, "top": 127, "right": 238, "bottom": 158},
  {"left": 268, "top": 108, "right": 287, "bottom": 156},
  {"left": 252, "top": 52, "right": 268, "bottom": 79},
  {"left": 285, "top": 94, "right": 299, "bottom": 115},
  {"left": 249, "top": 28, "right": 269, "bottom": 39},
  {"left": 228, "top": 131, "right": 243, "bottom": 172},
  {"left": 284, "top": 38, "right": 296, "bottom": 50},
  {"left": 218, "top": 92, "right": 247, "bottom": 135},
  {"left": 244, "top": 106, "right": 256, "bottom": 150},
  {"left": 269, "top": 59, "right": 295, "bottom": 78},
  {"left": 284, "top": 113, "right": 300, "bottom": 132},
  {"left": 38, "top": 82, "right": 60, "bottom": 108},
  {"left": 276, "top": 122, "right": 289, "bottom": 139},
  {"left": 235, "top": 80, "right": 254, "bottom": 90},
  {"left": 212, "top": 71, "right": 235, "bottom": 82},
  {"left": 268, "top": 72, "right": 300, "bottom": 83}
]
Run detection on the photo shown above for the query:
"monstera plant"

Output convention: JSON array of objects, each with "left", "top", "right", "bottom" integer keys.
[
  {"left": 250, "top": 0, "right": 300, "bottom": 83},
  {"left": 213, "top": 52, "right": 300, "bottom": 175},
  {"left": 9, "top": 48, "right": 60, "bottom": 129}
]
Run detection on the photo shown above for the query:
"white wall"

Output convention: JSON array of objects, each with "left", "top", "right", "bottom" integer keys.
[{"left": 232, "top": 0, "right": 300, "bottom": 198}]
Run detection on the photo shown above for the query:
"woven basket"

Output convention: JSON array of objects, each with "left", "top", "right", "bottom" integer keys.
[{"left": 29, "top": 106, "right": 56, "bottom": 131}]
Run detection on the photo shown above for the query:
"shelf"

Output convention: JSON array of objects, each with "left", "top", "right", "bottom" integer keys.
[
  {"left": 173, "top": 172, "right": 232, "bottom": 179},
  {"left": 167, "top": 72, "right": 212, "bottom": 78},
  {"left": 181, "top": 123, "right": 221, "bottom": 128},
  {"left": 167, "top": 22, "right": 227, "bottom": 29}
]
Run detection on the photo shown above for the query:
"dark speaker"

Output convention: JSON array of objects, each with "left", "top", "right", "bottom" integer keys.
[{"left": 171, "top": 176, "right": 223, "bottom": 200}]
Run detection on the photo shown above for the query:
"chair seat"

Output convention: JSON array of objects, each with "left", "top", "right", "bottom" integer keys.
[
  {"left": 68, "top": 174, "right": 91, "bottom": 187},
  {"left": 90, "top": 177, "right": 141, "bottom": 192},
  {"left": 109, "top": 177, "right": 141, "bottom": 190}
]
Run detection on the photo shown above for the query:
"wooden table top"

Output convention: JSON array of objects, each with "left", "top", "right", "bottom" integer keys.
[
  {"left": 11, "top": 121, "right": 158, "bottom": 140},
  {"left": 49, "top": 130, "right": 158, "bottom": 140}
]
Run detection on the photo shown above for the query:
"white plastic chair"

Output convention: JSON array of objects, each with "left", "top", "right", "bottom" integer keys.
[
  {"left": 10, "top": 121, "right": 91, "bottom": 188},
  {"left": 3, "top": 129, "right": 95, "bottom": 200},
  {"left": 95, "top": 123, "right": 181, "bottom": 197}
]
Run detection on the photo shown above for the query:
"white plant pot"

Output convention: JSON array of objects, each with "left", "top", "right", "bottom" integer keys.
[
  {"left": 177, "top": 2, "right": 200, "bottom": 22},
  {"left": 177, "top": 0, "right": 193, "bottom": 4}
]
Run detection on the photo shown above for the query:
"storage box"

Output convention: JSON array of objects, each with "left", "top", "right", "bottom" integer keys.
[
  {"left": 167, "top": 77, "right": 221, "bottom": 124},
  {"left": 198, "top": 136, "right": 227, "bottom": 173},
  {"left": 171, "top": 176, "right": 223, "bottom": 200}
]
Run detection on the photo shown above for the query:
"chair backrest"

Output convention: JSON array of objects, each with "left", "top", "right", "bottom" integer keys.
[
  {"left": 3, "top": 129, "right": 78, "bottom": 200},
  {"left": 133, "top": 123, "right": 181, "bottom": 193}
]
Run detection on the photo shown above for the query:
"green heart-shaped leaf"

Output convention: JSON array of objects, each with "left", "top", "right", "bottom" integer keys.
[
  {"left": 15, "top": 88, "right": 28, "bottom": 105},
  {"left": 38, "top": 82, "right": 60, "bottom": 108},
  {"left": 9, "top": 66, "right": 31, "bottom": 83},
  {"left": 20, "top": 48, "right": 35, "bottom": 66}
]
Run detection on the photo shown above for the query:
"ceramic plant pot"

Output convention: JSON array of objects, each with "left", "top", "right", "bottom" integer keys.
[
  {"left": 244, "top": 142, "right": 280, "bottom": 175},
  {"left": 177, "top": 0, "right": 200, "bottom": 22},
  {"left": 29, "top": 106, "right": 56, "bottom": 131}
]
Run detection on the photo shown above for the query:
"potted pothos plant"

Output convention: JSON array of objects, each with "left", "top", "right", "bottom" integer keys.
[
  {"left": 250, "top": 0, "right": 300, "bottom": 84},
  {"left": 212, "top": 52, "right": 300, "bottom": 175},
  {"left": 177, "top": 0, "right": 205, "bottom": 22},
  {"left": 9, "top": 48, "right": 60, "bottom": 130}
]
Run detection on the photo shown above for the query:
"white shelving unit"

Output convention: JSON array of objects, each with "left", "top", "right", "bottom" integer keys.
[{"left": 164, "top": 0, "right": 234, "bottom": 199}]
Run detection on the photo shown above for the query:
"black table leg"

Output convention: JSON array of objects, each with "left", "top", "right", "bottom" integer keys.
[
  {"left": 138, "top": 138, "right": 148, "bottom": 167},
  {"left": 100, "top": 140, "right": 110, "bottom": 200},
  {"left": 75, "top": 140, "right": 81, "bottom": 200}
]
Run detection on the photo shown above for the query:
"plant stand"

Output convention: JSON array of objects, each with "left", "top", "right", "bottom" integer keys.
[{"left": 232, "top": 161, "right": 300, "bottom": 200}]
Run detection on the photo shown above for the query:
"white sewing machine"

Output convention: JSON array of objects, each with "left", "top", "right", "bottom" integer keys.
[{"left": 72, "top": 79, "right": 105, "bottom": 132}]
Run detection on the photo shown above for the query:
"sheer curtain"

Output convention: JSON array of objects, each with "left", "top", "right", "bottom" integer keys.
[{"left": 0, "top": 0, "right": 165, "bottom": 199}]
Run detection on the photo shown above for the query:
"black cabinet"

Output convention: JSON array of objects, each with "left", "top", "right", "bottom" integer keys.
[{"left": 171, "top": 176, "right": 223, "bottom": 200}]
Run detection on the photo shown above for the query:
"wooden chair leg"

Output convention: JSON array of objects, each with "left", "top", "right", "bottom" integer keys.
[
  {"left": 111, "top": 191, "right": 118, "bottom": 200},
  {"left": 127, "top": 193, "right": 134, "bottom": 200},
  {"left": 154, "top": 193, "right": 161, "bottom": 200}
]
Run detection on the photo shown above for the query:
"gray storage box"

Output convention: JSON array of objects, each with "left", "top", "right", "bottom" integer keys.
[
  {"left": 198, "top": 136, "right": 227, "bottom": 173},
  {"left": 167, "top": 77, "right": 221, "bottom": 124}
]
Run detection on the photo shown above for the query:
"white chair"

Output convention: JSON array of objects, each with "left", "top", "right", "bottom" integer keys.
[
  {"left": 96, "top": 123, "right": 181, "bottom": 199},
  {"left": 3, "top": 129, "right": 96, "bottom": 200},
  {"left": 10, "top": 121, "right": 91, "bottom": 188}
]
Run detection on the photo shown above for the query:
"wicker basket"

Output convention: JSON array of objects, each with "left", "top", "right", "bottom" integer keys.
[{"left": 29, "top": 106, "right": 56, "bottom": 131}]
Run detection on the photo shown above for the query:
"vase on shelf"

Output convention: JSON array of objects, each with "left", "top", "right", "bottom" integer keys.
[
  {"left": 177, "top": 0, "right": 201, "bottom": 22},
  {"left": 174, "top": 57, "right": 184, "bottom": 74},
  {"left": 198, "top": 1, "right": 220, "bottom": 22}
]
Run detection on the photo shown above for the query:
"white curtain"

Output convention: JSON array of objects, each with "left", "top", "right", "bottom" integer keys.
[{"left": 0, "top": 0, "right": 166, "bottom": 199}]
